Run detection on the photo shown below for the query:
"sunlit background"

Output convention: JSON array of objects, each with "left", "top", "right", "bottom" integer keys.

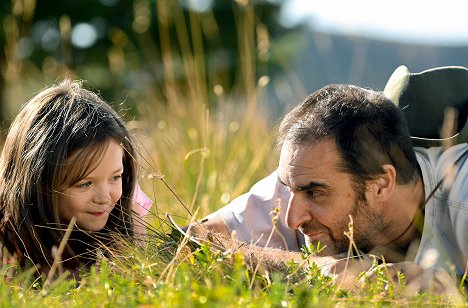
[
  {"left": 2, "top": 0, "right": 468, "bottom": 119},
  {"left": 282, "top": 0, "right": 468, "bottom": 45},
  {"left": 1, "top": 0, "right": 468, "bottom": 216}
]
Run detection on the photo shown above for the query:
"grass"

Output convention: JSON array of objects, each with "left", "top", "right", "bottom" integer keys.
[
  {"left": 1, "top": 239, "right": 464, "bottom": 307},
  {"left": 1, "top": 0, "right": 468, "bottom": 306}
]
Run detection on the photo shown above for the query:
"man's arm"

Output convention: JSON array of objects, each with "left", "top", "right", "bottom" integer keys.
[
  {"left": 189, "top": 219, "right": 372, "bottom": 287},
  {"left": 190, "top": 220, "right": 461, "bottom": 298}
]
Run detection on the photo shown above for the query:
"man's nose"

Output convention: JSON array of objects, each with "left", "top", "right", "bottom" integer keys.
[{"left": 285, "top": 193, "right": 312, "bottom": 229}]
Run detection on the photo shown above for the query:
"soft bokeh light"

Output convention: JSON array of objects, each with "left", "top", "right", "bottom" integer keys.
[
  {"left": 71, "top": 23, "right": 98, "bottom": 48},
  {"left": 180, "top": 0, "right": 214, "bottom": 13},
  {"left": 16, "top": 37, "right": 34, "bottom": 59},
  {"left": 32, "top": 21, "right": 61, "bottom": 52},
  {"left": 99, "top": 0, "right": 119, "bottom": 7}
]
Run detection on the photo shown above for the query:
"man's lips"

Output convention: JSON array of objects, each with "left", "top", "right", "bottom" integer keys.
[
  {"left": 305, "top": 231, "right": 324, "bottom": 240},
  {"left": 299, "top": 222, "right": 329, "bottom": 241}
]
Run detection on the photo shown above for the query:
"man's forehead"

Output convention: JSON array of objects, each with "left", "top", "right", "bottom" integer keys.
[
  {"left": 278, "top": 139, "right": 340, "bottom": 182},
  {"left": 279, "top": 139, "right": 337, "bottom": 164}
]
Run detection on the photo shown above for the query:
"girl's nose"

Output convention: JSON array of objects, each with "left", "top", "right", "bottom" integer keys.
[
  {"left": 285, "top": 193, "right": 313, "bottom": 229},
  {"left": 93, "top": 184, "right": 111, "bottom": 204}
]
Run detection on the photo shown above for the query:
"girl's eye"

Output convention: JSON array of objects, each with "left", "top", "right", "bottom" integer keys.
[
  {"left": 76, "top": 181, "right": 92, "bottom": 188},
  {"left": 112, "top": 174, "right": 122, "bottom": 181}
]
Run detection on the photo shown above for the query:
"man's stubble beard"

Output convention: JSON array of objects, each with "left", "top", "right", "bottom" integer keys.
[{"left": 302, "top": 195, "right": 390, "bottom": 256}]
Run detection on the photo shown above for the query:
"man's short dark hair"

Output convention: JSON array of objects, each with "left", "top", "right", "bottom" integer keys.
[{"left": 277, "top": 84, "right": 419, "bottom": 192}]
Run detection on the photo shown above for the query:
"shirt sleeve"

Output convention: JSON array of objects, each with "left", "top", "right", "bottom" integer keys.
[
  {"left": 204, "top": 171, "right": 304, "bottom": 251},
  {"left": 414, "top": 144, "right": 468, "bottom": 274},
  {"left": 132, "top": 184, "right": 152, "bottom": 218}
]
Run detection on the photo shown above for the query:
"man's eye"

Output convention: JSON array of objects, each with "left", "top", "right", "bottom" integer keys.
[
  {"left": 306, "top": 190, "right": 321, "bottom": 198},
  {"left": 76, "top": 182, "right": 92, "bottom": 188}
]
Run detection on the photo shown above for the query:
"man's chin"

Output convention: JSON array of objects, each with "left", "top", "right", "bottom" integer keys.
[
  {"left": 316, "top": 245, "right": 340, "bottom": 256},
  {"left": 305, "top": 238, "right": 339, "bottom": 256}
]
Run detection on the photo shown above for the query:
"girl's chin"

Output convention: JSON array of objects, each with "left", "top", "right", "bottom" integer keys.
[{"left": 75, "top": 220, "right": 108, "bottom": 232}]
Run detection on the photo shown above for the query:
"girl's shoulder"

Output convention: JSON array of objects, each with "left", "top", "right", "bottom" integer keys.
[
  {"left": 0, "top": 242, "right": 20, "bottom": 266},
  {"left": 132, "top": 184, "right": 152, "bottom": 217},
  {"left": 1, "top": 230, "right": 25, "bottom": 265}
]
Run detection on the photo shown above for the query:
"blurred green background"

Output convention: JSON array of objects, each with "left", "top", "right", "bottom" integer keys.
[
  {"left": 0, "top": 0, "right": 300, "bottom": 121},
  {"left": 2, "top": 0, "right": 468, "bottom": 226}
]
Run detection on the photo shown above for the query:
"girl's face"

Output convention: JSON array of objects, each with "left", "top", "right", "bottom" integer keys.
[{"left": 57, "top": 140, "right": 124, "bottom": 231}]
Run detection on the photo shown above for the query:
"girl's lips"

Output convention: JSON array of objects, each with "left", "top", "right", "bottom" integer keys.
[{"left": 88, "top": 211, "right": 105, "bottom": 217}]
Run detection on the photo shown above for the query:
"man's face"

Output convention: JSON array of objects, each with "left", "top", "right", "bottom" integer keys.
[{"left": 278, "top": 138, "right": 389, "bottom": 256}]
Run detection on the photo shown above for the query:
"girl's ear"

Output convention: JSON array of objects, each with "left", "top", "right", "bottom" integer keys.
[{"left": 372, "top": 164, "right": 396, "bottom": 202}]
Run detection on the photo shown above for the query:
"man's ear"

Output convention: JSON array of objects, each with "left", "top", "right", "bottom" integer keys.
[{"left": 372, "top": 164, "right": 396, "bottom": 202}]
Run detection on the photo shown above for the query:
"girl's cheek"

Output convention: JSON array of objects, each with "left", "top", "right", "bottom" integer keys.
[{"left": 112, "top": 185, "right": 123, "bottom": 201}]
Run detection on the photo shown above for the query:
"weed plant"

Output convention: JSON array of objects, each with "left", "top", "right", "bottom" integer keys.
[{"left": 1, "top": 0, "right": 467, "bottom": 306}]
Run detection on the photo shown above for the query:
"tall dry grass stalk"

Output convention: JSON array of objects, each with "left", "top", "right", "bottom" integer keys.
[{"left": 131, "top": 1, "right": 279, "bottom": 229}]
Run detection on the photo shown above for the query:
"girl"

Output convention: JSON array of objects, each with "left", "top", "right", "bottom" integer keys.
[{"left": 0, "top": 79, "right": 150, "bottom": 277}]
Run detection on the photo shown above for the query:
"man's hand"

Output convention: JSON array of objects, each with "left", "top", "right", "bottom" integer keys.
[
  {"left": 180, "top": 217, "right": 463, "bottom": 300},
  {"left": 361, "top": 261, "right": 461, "bottom": 299},
  {"left": 193, "top": 216, "right": 231, "bottom": 237}
]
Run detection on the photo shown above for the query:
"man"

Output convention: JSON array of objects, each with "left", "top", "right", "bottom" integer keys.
[{"left": 197, "top": 66, "right": 468, "bottom": 294}]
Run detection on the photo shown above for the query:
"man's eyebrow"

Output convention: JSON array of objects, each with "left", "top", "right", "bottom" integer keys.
[
  {"left": 277, "top": 176, "right": 328, "bottom": 191},
  {"left": 295, "top": 182, "right": 329, "bottom": 191}
]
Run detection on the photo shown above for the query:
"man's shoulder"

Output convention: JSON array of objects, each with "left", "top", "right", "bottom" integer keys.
[
  {"left": 415, "top": 144, "right": 467, "bottom": 205},
  {"left": 415, "top": 144, "right": 468, "bottom": 173},
  {"left": 221, "top": 171, "right": 288, "bottom": 211},
  {"left": 212, "top": 170, "right": 287, "bottom": 215},
  {"left": 249, "top": 171, "right": 279, "bottom": 192},
  {"left": 415, "top": 144, "right": 468, "bottom": 274}
]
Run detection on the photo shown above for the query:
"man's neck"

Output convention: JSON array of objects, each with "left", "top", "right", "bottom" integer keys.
[{"left": 381, "top": 174, "right": 425, "bottom": 260}]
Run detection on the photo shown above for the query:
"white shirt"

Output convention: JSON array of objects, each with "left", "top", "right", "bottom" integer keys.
[
  {"left": 206, "top": 144, "right": 468, "bottom": 274},
  {"left": 415, "top": 143, "right": 468, "bottom": 274}
]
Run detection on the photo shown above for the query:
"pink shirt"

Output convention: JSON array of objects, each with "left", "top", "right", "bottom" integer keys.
[{"left": 132, "top": 184, "right": 152, "bottom": 217}]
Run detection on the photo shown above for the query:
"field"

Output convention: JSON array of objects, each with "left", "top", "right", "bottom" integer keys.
[{"left": 1, "top": 1, "right": 467, "bottom": 306}]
